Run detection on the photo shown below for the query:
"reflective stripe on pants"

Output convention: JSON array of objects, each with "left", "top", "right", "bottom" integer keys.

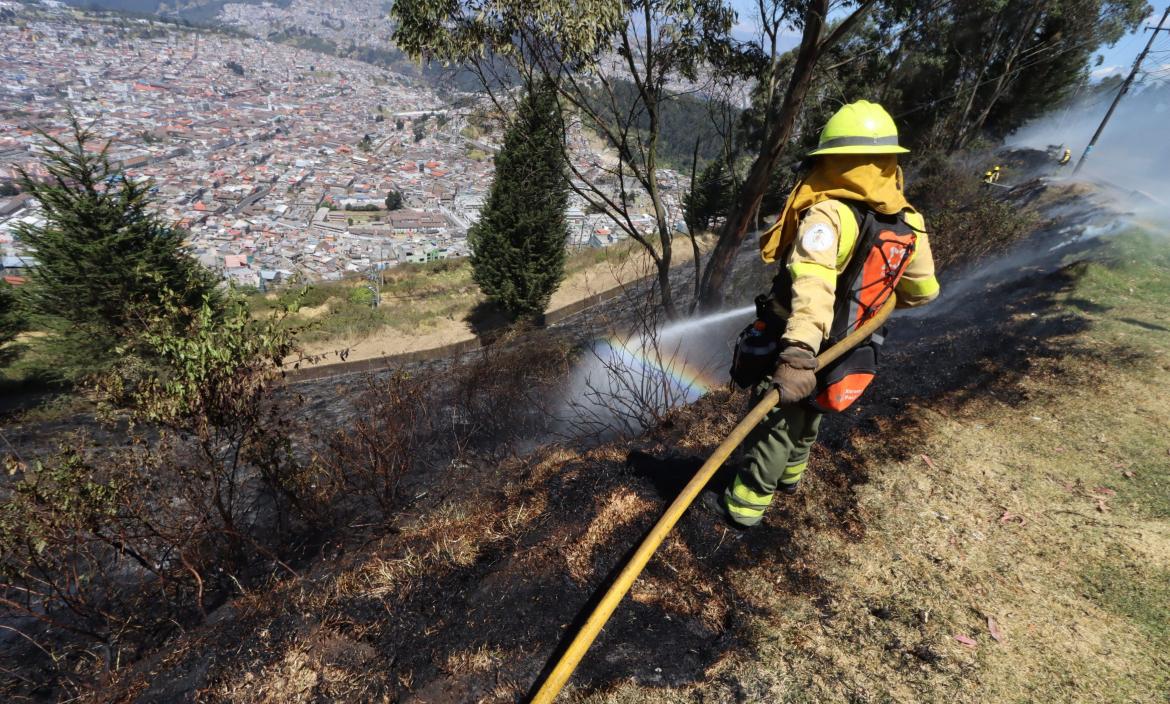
[
  {"left": 724, "top": 474, "right": 774, "bottom": 526},
  {"left": 780, "top": 461, "right": 808, "bottom": 486}
]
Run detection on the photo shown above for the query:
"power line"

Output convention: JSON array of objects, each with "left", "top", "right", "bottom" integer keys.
[
  {"left": 1074, "top": 6, "right": 1170, "bottom": 174},
  {"left": 893, "top": 31, "right": 1112, "bottom": 120}
]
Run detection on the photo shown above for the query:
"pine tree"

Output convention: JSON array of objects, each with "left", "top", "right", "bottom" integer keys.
[
  {"left": 469, "top": 81, "right": 569, "bottom": 320},
  {"left": 684, "top": 159, "right": 729, "bottom": 234},
  {"left": 0, "top": 280, "right": 24, "bottom": 368},
  {"left": 15, "top": 119, "right": 218, "bottom": 380}
]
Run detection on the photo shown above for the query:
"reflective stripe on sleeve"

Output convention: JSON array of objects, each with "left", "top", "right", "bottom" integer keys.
[
  {"left": 788, "top": 261, "right": 836, "bottom": 286},
  {"left": 897, "top": 275, "right": 940, "bottom": 298},
  {"left": 833, "top": 201, "right": 860, "bottom": 270}
]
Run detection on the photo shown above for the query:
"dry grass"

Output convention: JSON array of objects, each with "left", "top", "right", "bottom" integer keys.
[
  {"left": 213, "top": 626, "right": 385, "bottom": 703},
  {"left": 628, "top": 535, "right": 727, "bottom": 632},
  {"left": 345, "top": 549, "right": 426, "bottom": 598},
  {"left": 441, "top": 644, "right": 507, "bottom": 675},
  {"left": 564, "top": 487, "right": 658, "bottom": 583}
]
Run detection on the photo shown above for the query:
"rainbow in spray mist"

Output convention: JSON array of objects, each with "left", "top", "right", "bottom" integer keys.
[
  {"left": 591, "top": 333, "right": 727, "bottom": 403},
  {"left": 558, "top": 304, "right": 757, "bottom": 437}
]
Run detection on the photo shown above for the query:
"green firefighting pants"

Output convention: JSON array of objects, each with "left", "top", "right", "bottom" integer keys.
[{"left": 722, "top": 380, "right": 823, "bottom": 526}]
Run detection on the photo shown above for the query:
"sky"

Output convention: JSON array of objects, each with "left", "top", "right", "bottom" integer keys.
[
  {"left": 1094, "top": 2, "right": 1170, "bottom": 83},
  {"left": 726, "top": 1, "right": 1170, "bottom": 86}
]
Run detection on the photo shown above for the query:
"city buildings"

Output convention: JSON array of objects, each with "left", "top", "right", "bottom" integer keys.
[{"left": 0, "top": 4, "right": 685, "bottom": 286}]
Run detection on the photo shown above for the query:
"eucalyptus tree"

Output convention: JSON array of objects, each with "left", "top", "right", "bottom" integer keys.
[
  {"left": 393, "top": 0, "right": 737, "bottom": 318},
  {"left": 695, "top": 0, "right": 885, "bottom": 310}
]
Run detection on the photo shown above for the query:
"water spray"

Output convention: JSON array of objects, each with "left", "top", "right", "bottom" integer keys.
[{"left": 561, "top": 304, "right": 756, "bottom": 437}]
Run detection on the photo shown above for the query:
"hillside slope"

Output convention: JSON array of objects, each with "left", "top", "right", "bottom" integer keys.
[{"left": 74, "top": 187, "right": 1170, "bottom": 702}]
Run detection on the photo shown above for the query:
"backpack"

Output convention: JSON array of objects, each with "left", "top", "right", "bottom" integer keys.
[
  {"left": 729, "top": 201, "right": 918, "bottom": 413},
  {"left": 809, "top": 202, "right": 917, "bottom": 412}
]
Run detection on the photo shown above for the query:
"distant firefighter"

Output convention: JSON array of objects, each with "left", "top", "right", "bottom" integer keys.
[
  {"left": 991, "top": 165, "right": 1002, "bottom": 183},
  {"left": 1059, "top": 148, "right": 1072, "bottom": 166}
]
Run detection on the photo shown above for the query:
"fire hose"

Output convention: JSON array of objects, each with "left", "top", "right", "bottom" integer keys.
[{"left": 530, "top": 295, "right": 898, "bottom": 703}]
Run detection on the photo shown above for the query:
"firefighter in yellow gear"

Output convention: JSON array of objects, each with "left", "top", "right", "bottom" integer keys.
[
  {"left": 983, "top": 170, "right": 994, "bottom": 183},
  {"left": 991, "top": 165, "right": 1002, "bottom": 183},
  {"left": 1059, "top": 148, "right": 1072, "bottom": 166},
  {"left": 713, "top": 101, "right": 940, "bottom": 528}
]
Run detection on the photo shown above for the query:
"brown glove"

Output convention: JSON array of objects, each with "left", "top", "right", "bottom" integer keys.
[{"left": 772, "top": 345, "right": 818, "bottom": 403}]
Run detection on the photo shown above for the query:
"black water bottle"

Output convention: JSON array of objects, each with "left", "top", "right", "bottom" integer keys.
[{"left": 730, "top": 320, "right": 779, "bottom": 389}]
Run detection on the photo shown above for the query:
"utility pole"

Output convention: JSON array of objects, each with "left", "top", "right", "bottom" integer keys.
[{"left": 1075, "top": 6, "right": 1170, "bottom": 175}]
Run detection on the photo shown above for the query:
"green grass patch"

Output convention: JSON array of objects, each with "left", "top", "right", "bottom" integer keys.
[
  {"left": 1083, "top": 562, "right": 1170, "bottom": 648},
  {"left": 563, "top": 237, "right": 642, "bottom": 275},
  {"left": 1066, "top": 228, "right": 1170, "bottom": 350},
  {"left": 1107, "top": 409, "right": 1170, "bottom": 520},
  {"left": 239, "top": 267, "right": 478, "bottom": 343},
  {"left": 1060, "top": 228, "right": 1170, "bottom": 519}
]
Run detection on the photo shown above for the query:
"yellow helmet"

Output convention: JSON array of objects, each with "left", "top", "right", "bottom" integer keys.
[{"left": 808, "top": 100, "right": 909, "bottom": 157}]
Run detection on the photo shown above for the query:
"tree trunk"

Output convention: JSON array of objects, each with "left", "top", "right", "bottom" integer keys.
[
  {"left": 688, "top": 136, "right": 703, "bottom": 305},
  {"left": 877, "top": 36, "right": 906, "bottom": 104},
  {"left": 657, "top": 250, "right": 674, "bottom": 318},
  {"left": 696, "top": 0, "right": 830, "bottom": 311},
  {"left": 947, "top": 20, "right": 1003, "bottom": 152},
  {"left": 649, "top": 177, "right": 677, "bottom": 318}
]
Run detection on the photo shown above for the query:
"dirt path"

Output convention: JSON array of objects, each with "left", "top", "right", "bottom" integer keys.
[{"left": 296, "top": 240, "right": 705, "bottom": 367}]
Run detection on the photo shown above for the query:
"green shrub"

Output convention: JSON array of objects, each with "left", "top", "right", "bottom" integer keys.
[
  {"left": 348, "top": 286, "right": 376, "bottom": 306},
  {"left": 907, "top": 152, "right": 1038, "bottom": 272}
]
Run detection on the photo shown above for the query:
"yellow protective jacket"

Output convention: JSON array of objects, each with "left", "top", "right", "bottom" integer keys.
[{"left": 781, "top": 199, "right": 940, "bottom": 351}]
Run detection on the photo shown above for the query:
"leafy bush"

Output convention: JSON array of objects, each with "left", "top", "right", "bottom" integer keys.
[
  {"left": 0, "top": 293, "right": 331, "bottom": 696},
  {"left": 348, "top": 285, "right": 376, "bottom": 306}
]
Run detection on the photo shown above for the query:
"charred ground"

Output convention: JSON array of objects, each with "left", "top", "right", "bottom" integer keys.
[{"left": 3, "top": 171, "right": 1163, "bottom": 702}]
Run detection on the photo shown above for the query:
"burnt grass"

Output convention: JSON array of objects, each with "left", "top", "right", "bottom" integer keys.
[{"left": 6, "top": 178, "right": 1132, "bottom": 702}]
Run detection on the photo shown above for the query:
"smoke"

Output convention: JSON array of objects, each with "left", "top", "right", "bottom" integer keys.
[
  {"left": 1006, "top": 80, "right": 1170, "bottom": 205},
  {"left": 910, "top": 83, "right": 1170, "bottom": 322}
]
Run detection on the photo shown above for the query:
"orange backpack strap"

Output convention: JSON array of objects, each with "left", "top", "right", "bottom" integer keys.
[{"left": 810, "top": 203, "right": 917, "bottom": 413}]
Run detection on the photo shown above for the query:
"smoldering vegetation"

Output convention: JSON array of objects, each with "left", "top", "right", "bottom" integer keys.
[
  {"left": 0, "top": 157, "right": 1148, "bottom": 701},
  {"left": 1007, "top": 79, "right": 1170, "bottom": 206}
]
